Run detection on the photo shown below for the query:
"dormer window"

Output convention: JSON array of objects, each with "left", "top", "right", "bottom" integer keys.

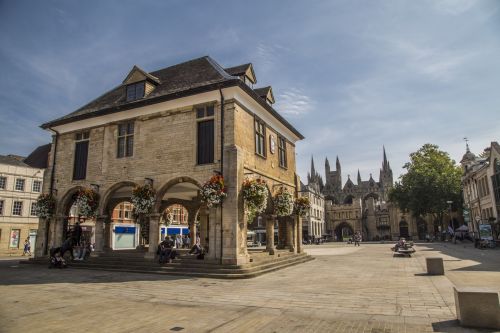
[{"left": 126, "top": 82, "right": 145, "bottom": 102}]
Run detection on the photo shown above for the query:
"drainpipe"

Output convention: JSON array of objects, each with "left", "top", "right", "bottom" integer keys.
[
  {"left": 219, "top": 88, "right": 224, "bottom": 264},
  {"left": 46, "top": 128, "right": 59, "bottom": 255}
]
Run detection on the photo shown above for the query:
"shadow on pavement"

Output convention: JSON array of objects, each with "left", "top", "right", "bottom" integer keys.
[
  {"left": 416, "top": 242, "right": 500, "bottom": 273},
  {"left": 0, "top": 259, "right": 196, "bottom": 286},
  {"left": 432, "top": 319, "right": 498, "bottom": 333}
]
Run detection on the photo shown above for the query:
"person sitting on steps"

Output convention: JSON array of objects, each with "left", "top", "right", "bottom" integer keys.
[{"left": 159, "top": 236, "right": 177, "bottom": 264}]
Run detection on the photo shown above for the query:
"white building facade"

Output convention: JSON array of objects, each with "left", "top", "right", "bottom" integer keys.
[{"left": 0, "top": 155, "right": 45, "bottom": 255}]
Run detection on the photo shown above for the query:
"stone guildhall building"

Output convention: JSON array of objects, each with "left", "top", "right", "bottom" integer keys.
[{"left": 36, "top": 56, "right": 305, "bottom": 265}]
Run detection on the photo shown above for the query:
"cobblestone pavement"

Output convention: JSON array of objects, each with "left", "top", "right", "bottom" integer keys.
[{"left": 0, "top": 242, "right": 498, "bottom": 333}]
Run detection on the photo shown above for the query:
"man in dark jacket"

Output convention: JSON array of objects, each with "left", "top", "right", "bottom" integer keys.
[{"left": 73, "top": 222, "right": 83, "bottom": 246}]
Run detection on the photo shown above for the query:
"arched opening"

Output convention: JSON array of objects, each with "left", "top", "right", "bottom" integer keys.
[
  {"left": 343, "top": 195, "right": 354, "bottom": 205},
  {"left": 417, "top": 218, "right": 427, "bottom": 240},
  {"left": 399, "top": 220, "right": 409, "bottom": 238},
  {"left": 334, "top": 222, "right": 354, "bottom": 241},
  {"left": 364, "top": 193, "right": 379, "bottom": 201},
  {"left": 155, "top": 177, "right": 203, "bottom": 250},
  {"left": 109, "top": 200, "right": 139, "bottom": 250},
  {"left": 160, "top": 204, "right": 190, "bottom": 244},
  {"left": 100, "top": 182, "right": 139, "bottom": 250}
]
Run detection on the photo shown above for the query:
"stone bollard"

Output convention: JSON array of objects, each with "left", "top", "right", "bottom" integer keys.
[
  {"left": 426, "top": 257, "right": 444, "bottom": 275},
  {"left": 454, "top": 287, "right": 500, "bottom": 329}
]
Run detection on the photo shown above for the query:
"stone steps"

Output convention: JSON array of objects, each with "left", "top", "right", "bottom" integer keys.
[{"left": 22, "top": 250, "right": 314, "bottom": 279}]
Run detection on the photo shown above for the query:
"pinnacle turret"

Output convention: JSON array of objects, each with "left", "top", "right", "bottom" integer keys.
[{"left": 357, "top": 169, "right": 361, "bottom": 185}]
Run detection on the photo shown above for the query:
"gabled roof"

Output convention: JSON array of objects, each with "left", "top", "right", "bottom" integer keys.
[
  {"left": 24, "top": 144, "right": 51, "bottom": 169},
  {"left": 0, "top": 155, "right": 28, "bottom": 167},
  {"left": 224, "top": 63, "right": 256, "bottom": 83},
  {"left": 40, "top": 56, "right": 304, "bottom": 140},
  {"left": 254, "top": 86, "right": 275, "bottom": 104},
  {"left": 122, "top": 65, "right": 161, "bottom": 85}
]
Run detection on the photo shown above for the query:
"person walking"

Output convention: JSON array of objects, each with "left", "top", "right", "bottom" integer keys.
[
  {"left": 22, "top": 238, "right": 31, "bottom": 256},
  {"left": 354, "top": 232, "right": 361, "bottom": 246}
]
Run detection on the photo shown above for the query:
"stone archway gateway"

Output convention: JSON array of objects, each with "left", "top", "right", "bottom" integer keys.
[
  {"left": 399, "top": 220, "right": 409, "bottom": 238},
  {"left": 334, "top": 222, "right": 354, "bottom": 241}
]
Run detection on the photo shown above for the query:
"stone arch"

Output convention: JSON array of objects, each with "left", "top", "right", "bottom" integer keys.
[
  {"left": 334, "top": 221, "right": 354, "bottom": 241},
  {"left": 57, "top": 186, "right": 85, "bottom": 216},
  {"left": 399, "top": 220, "right": 409, "bottom": 238},
  {"left": 364, "top": 192, "right": 379, "bottom": 201},
  {"left": 154, "top": 176, "right": 202, "bottom": 213},
  {"left": 99, "top": 181, "right": 139, "bottom": 216}
]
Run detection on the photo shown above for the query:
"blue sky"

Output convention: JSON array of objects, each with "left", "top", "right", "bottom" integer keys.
[{"left": 1, "top": 0, "right": 499, "bottom": 184}]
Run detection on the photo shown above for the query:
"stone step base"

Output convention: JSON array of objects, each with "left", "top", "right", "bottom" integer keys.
[{"left": 22, "top": 251, "right": 314, "bottom": 279}]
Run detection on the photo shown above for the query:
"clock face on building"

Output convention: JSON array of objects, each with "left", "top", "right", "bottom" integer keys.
[{"left": 269, "top": 135, "right": 276, "bottom": 154}]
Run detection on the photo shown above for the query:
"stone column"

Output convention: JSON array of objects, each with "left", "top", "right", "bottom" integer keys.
[
  {"left": 297, "top": 215, "right": 303, "bottom": 253},
  {"left": 266, "top": 215, "right": 276, "bottom": 255},
  {"left": 93, "top": 215, "right": 106, "bottom": 254},
  {"left": 104, "top": 220, "right": 112, "bottom": 250},
  {"left": 35, "top": 217, "right": 48, "bottom": 257},
  {"left": 188, "top": 208, "right": 197, "bottom": 243},
  {"left": 54, "top": 215, "right": 65, "bottom": 247},
  {"left": 199, "top": 208, "right": 209, "bottom": 247},
  {"left": 287, "top": 217, "right": 296, "bottom": 253},
  {"left": 145, "top": 213, "right": 160, "bottom": 259},
  {"left": 207, "top": 207, "right": 220, "bottom": 260}
]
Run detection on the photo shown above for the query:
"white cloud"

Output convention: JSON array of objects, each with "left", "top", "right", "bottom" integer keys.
[
  {"left": 433, "top": 0, "right": 478, "bottom": 15},
  {"left": 275, "top": 88, "right": 314, "bottom": 117}
]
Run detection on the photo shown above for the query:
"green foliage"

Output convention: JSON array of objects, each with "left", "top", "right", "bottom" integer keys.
[{"left": 389, "top": 144, "right": 462, "bottom": 223}]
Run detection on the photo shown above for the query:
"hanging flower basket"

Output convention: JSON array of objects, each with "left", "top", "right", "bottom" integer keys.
[
  {"left": 131, "top": 185, "right": 156, "bottom": 215},
  {"left": 242, "top": 178, "right": 268, "bottom": 222},
  {"left": 75, "top": 188, "right": 100, "bottom": 218},
  {"left": 200, "top": 174, "right": 227, "bottom": 208},
  {"left": 294, "top": 197, "right": 311, "bottom": 217},
  {"left": 274, "top": 187, "right": 294, "bottom": 217},
  {"left": 35, "top": 194, "right": 56, "bottom": 218}
]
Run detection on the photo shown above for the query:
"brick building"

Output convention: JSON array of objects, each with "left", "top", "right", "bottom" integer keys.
[{"left": 36, "top": 56, "right": 304, "bottom": 264}]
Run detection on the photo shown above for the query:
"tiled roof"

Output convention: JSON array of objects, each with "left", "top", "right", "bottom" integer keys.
[
  {"left": 0, "top": 155, "right": 29, "bottom": 167},
  {"left": 224, "top": 63, "right": 252, "bottom": 76},
  {"left": 24, "top": 144, "right": 51, "bottom": 169},
  {"left": 40, "top": 56, "right": 303, "bottom": 139}
]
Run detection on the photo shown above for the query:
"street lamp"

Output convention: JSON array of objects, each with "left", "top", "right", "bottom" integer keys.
[{"left": 446, "top": 200, "right": 453, "bottom": 241}]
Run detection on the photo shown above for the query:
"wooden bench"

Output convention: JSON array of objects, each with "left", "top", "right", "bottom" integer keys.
[{"left": 454, "top": 287, "right": 500, "bottom": 329}]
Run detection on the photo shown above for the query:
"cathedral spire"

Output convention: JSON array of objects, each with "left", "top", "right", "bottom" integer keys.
[
  {"left": 357, "top": 169, "right": 361, "bottom": 185},
  {"left": 383, "top": 146, "right": 388, "bottom": 170},
  {"left": 325, "top": 157, "right": 330, "bottom": 174},
  {"left": 336, "top": 155, "right": 341, "bottom": 171},
  {"left": 310, "top": 156, "right": 316, "bottom": 176}
]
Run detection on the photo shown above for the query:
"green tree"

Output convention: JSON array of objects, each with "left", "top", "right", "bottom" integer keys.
[{"left": 389, "top": 144, "right": 462, "bottom": 230}]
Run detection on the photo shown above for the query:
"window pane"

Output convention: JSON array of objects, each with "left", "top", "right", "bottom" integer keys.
[
  {"left": 73, "top": 141, "right": 89, "bottom": 180},
  {"left": 31, "top": 202, "right": 37, "bottom": 216},
  {"left": 126, "top": 136, "right": 134, "bottom": 156},
  {"left": 15, "top": 179, "right": 25, "bottom": 191},
  {"left": 197, "top": 120, "right": 214, "bottom": 164},
  {"left": 118, "top": 124, "right": 127, "bottom": 136},
  {"left": 196, "top": 108, "right": 205, "bottom": 119},
  {"left": 126, "top": 85, "right": 136, "bottom": 101},
  {"left": 206, "top": 105, "right": 214, "bottom": 117},
  {"left": 127, "top": 122, "right": 134, "bottom": 134},
  {"left": 0, "top": 177, "right": 6, "bottom": 189},
  {"left": 0, "top": 201, "right": 3, "bottom": 215},
  {"left": 118, "top": 137, "right": 125, "bottom": 158},
  {"left": 135, "top": 82, "right": 145, "bottom": 99}
]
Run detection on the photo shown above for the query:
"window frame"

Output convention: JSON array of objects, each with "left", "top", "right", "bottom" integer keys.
[
  {"left": 0, "top": 200, "right": 3, "bottom": 215},
  {"left": 30, "top": 202, "right": 37, "bottom": 216},
  {"left": 278, "top": 135, "right": 288, "bottom": 169},
  {"left": 195, "top": 104, "right": 215, "bottom": 165},
  {"left": 12, "top": 201, "right": 23, "bottom": 216},
  {"left": 32, "top": 180, "right": 42, "bottom": 193},
  {"left": 0, "top": 176, "right": 6, "bottom": 190},
  {"left": 254, "top": 117, "right": 267, "bottom": 158},
  {"left": 15, "top": 178, "right": 25, "bottom": 191},
  {"left": 117, "top": 121, "right": 135, "bottom": 158},
  {"left": 73, "top": 131, "right": 90, "bottom": 180},
  {"left": 126, "top": 81, "right": 146, "bottom": 102}
]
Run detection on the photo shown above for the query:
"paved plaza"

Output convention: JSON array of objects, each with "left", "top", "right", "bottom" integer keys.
[{"left": 0, "top": 242, "right": 498, "bottom": 333}]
